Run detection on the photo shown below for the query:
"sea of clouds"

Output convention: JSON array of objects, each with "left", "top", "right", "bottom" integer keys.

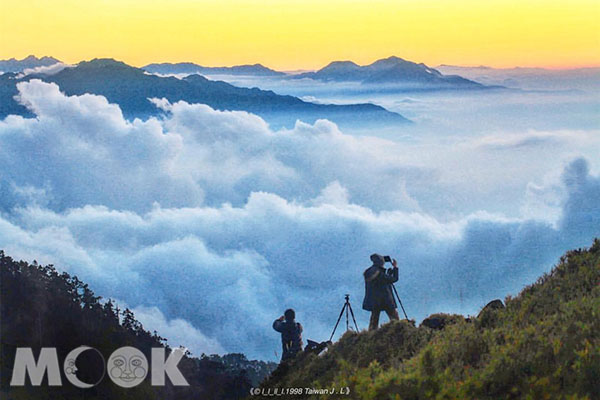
[{"left": 1, "top": 79, "right": 599, "bottom": 359}]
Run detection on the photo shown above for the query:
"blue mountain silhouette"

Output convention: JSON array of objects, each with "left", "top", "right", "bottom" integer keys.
[
  {"left": 143, "top": 62, "right": 285, "bottom": 77},
  {"left": 0, "top": 55, "right": 61, "bottom": 73},
  {"left": 0, "top": 59, "right": 410, "bottom": 128},
  {"left": 295, "top": 56, "right": 483, "bottom": 87}
]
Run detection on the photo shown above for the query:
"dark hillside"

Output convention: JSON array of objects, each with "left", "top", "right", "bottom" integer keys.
[
  {"left": 0, "top": 251, "right": 275, "bottom": 399},
  {"left": 261, "top": 239, "right": 600, "bottom": 399}
]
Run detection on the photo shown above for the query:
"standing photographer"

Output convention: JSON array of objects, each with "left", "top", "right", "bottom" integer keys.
[{"left": 362, "top": 253, "right": 400, "bottom": 330}]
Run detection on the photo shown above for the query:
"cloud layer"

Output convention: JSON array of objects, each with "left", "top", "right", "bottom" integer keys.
[
  {"left": 1, "top": 80, "right": 599, "bottom": 359},
  {"left": 16, "top": 62, "right": 74, "bottom": 79}
]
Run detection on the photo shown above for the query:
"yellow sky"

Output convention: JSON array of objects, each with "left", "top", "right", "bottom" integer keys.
[{"left": 1, "top": 0, "right": 599, "bottom": 70}]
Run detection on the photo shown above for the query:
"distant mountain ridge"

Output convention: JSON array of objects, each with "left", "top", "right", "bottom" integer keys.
[
  {"left": 0, "top": 55, "right": 61, "bottom": 72},
  {"left": 295, "top": 56, "right": 484, "bottom": 87},
  {"left": 2, "top": 55, "right": 493, "bottom": 90},
  {"left": 143, "top": 62, "right": 285, "bottom": 77},
  {"left": 143, "top": 56, "right": 487, "bottom": 88},
  {"left": 436, "top": 64, "right": 600, "bottom": 90},
  {"left": 0, "top": 58, "right": 410, "bottom": 128}
]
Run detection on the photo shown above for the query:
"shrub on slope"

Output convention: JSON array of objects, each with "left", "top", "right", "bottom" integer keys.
[{"left": 262, "top": 239, "right": 600, "bottom": 399}]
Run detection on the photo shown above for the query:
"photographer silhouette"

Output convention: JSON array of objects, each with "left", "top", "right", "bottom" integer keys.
[
  {"left": 272, "top": 309, "right": 303, "bottom": 362},
  {"left": 362, "top": 254, "right": 400, "bottom": 330}
]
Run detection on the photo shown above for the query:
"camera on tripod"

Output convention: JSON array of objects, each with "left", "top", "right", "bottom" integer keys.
[
  {"left": 329, "top": 294, "right": 359, "bottom": 342},
  {"left": 326, "top": 254, "right": 409, "bottom": 343}
]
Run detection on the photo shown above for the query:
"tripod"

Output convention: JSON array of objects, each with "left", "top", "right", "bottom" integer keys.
[
  {"left": 329, "top": 294, "right": 359, "bottom": 341},
  {"left": 392, "top": 284, "right": 409, "bottom": 320}
]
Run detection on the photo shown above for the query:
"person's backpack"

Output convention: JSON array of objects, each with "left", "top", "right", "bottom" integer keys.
[
  {"left": 304, "top": 339, "right": 329, "bottom": 355},
  {"left": 281, "top": 322, "right": 302, "bottom": 357}
]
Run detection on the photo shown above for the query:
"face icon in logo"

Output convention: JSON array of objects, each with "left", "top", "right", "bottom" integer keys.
[
  {"left": 107, "top": 347, "right": 148, "bottom": 388},
  {"left": 64, "top": 358, "right": 77, "bottom": 375},
  {"left": 63, "top": 346, "right": 106, "bottom": 389}
]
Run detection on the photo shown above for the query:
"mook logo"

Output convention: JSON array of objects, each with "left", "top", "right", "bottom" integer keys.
[{"left": 10, "top": 346, "right": 189, "bottom": 388}]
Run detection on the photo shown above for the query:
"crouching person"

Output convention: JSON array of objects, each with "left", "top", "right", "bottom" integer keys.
[{"left": 273, "top": 308, "right": 303, "bottom": 362}]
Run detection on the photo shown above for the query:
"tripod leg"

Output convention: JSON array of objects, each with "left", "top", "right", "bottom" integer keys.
[
  {"left": 392, "top": 284, "right": 409, "bottom": 320},
  {"left": 398, "top": 301, "right": 409, "bottom": 321},
  {"left": 347, "top": 302, "right": 360, "bottom": 332},
  {"left": 329, "top": 303, "right": 347, "bottom": 342}
]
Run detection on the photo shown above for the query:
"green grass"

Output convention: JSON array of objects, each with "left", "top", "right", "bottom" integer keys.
[{"left": 261, "top": 239, "right": 600, "bottom": 399}]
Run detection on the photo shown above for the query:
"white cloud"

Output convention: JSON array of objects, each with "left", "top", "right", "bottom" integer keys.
[
  {"left": 1, "top": 80, "right": 599, "bottom": 360},
  {"left": 472, "top": 130, "right": 596, "bottom": 150},
  {"left": 16, "top": 62, "right": 74, "bottom": 79},
  {"left": 132, "top": 305, "right": 225, "bottom": 356},
  {"left": 3, "top": 162, "right": 598, "bottom": 358},
  {"left": 2, "top": 80, "right": 435, "bottom": 213}
]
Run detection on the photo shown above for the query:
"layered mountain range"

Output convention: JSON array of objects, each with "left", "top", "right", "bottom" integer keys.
[
  {"left": 437, "top": 64, "right": 600, "bottom": 91},
  {"left": 1, "top": 55, "right": 490, "bottom": 91},
  {"left": 0, "top": 58, "right": 410, "bottom": 128},
  {"left": 143, "top": 62, "right": 285, "bottom": 77},
  {"left": 143, "top": 56, "right": 485, "bottom": 87},
  {"left": 293, "top": 56, "right": 483, "bottom": 87},
  {"left": 0, "top": 55, "right": 61, "bottom": 73}
]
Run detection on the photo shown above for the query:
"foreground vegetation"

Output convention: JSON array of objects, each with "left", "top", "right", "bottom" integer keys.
[
  {"left": 0, "top": 251, "right": 275, "bottom": 399},
  {"left": 262, "top": 239, "right": 600, "bottom": 399}
]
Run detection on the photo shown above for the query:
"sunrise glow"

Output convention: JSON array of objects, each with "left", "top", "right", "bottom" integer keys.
[{"left": 1, "top": 0, "right": 599, "bottom": 69}]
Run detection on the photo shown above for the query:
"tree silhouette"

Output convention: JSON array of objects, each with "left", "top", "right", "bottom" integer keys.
[{"left": 0, "top": 250, "right": 274, "bottom": 399}]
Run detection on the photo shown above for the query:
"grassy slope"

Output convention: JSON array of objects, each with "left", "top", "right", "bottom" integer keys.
[{"left": 261, "top": 239, "right": 600, "bottom": 399}]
